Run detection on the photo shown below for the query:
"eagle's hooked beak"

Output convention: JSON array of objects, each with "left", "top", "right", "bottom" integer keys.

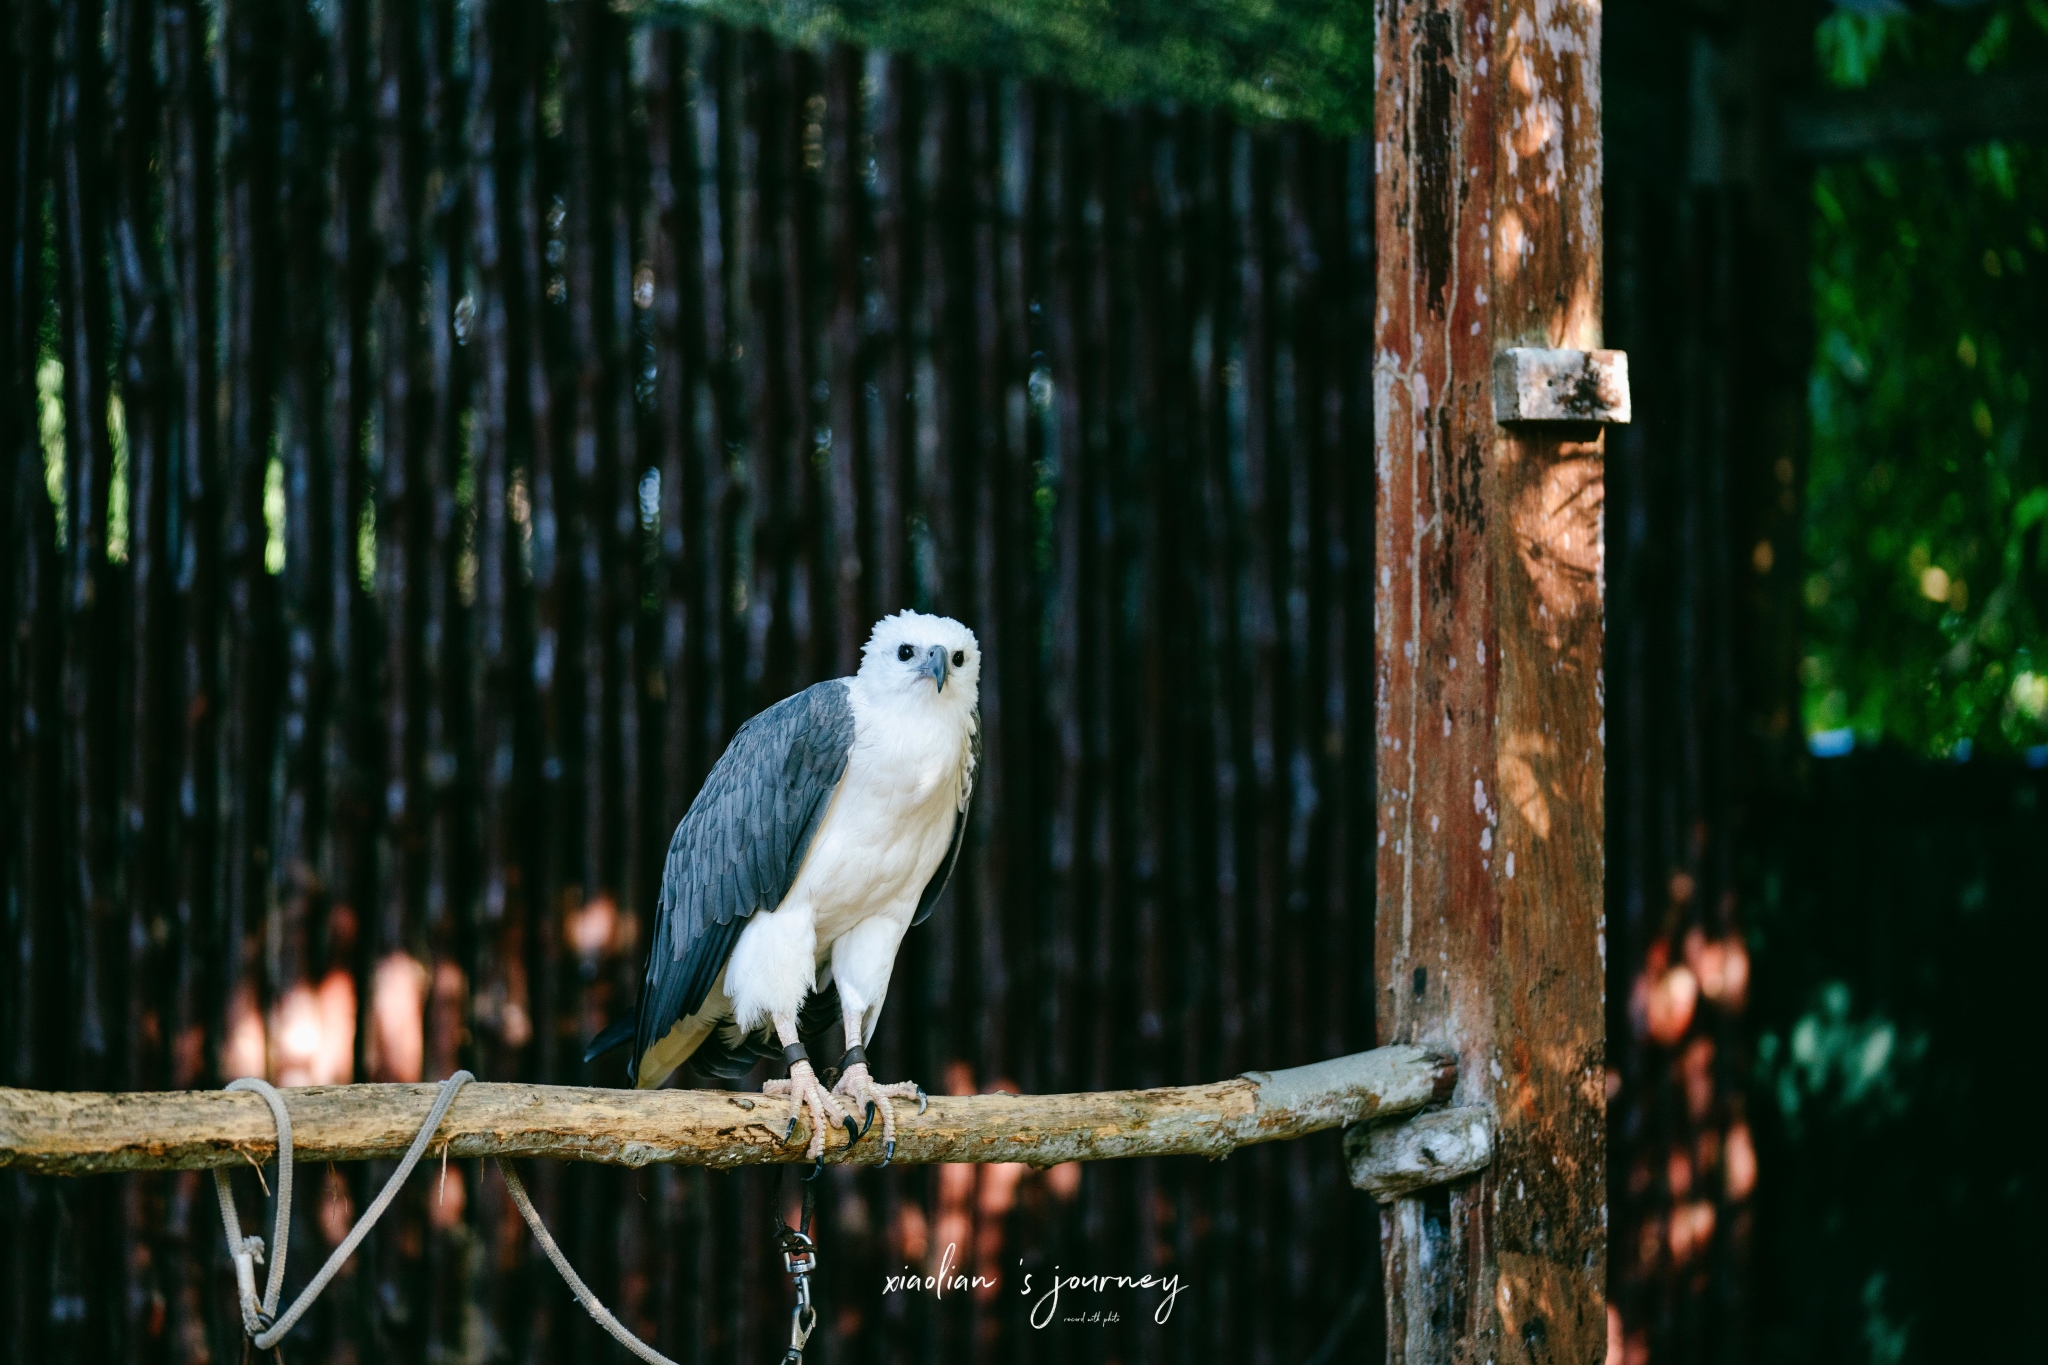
[{"left": 920, "top": 643, "right": 949, "bottom": 692}]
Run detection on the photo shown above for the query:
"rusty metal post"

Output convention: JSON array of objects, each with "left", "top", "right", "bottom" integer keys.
[{"left": 1372, "top": 0, "right": 1612, "bottom": 1360}]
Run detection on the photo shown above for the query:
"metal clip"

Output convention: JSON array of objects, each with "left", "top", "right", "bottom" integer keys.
[
  {"left": 780, "top": 1290, "right": 816, "bottom": 1363},
  {"left": 778, "top": 1227, "right": 818, "bottom": 1363},
  {"left": 780, "top": 1238, "right": 818, "bottom": 1280}
]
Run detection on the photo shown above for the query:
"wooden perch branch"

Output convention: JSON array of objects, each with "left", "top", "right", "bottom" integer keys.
[
  {"left": 1345, "top": 1105, "right": 1496, "bottom": 1203},
  {"left": 0, "top": 1046, "right": 1455, "bottom": 1177}
]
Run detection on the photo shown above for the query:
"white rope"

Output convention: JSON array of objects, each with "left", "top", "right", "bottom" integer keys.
[
  {"left": 213, "top": 1071, "right": 682, "bottom": 1365},
  {"left": 494, "top": 1158, "right": 683, "bottom": 1365}
]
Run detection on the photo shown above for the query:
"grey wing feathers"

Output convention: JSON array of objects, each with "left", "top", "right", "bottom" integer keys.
[
  {"left": 912, "top": 706, "right": 979, "bottom": 927},
  {"left": 631, "top": 680, "right": 856, "bottom": 1078}
]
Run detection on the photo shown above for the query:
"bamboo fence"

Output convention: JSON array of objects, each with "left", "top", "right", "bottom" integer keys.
[{"left": 1, "top": 2, "right": 1377, "bottom": 1361}]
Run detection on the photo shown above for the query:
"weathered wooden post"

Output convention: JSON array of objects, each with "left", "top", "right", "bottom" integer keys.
[{"left": 1360, "top": 0, "right": 1618, "bottom": 1360}]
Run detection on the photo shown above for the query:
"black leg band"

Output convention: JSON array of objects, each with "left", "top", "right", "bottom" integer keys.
[
  {"left": 782, "top": 1041, "right": 810, "bottom": 1071},
  {"left": 837, "top": 1044, "right": 866, "bottom": 1074}
]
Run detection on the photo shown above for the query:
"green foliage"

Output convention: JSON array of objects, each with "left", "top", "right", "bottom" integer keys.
[
  {"left": 633, "top": 0, "right": 1373, "bottom": 133},
  {"left": 1744, "top": 758, "right": 2046, "bottom": 1365},
  {"left": 1803, "top": 4, "right": 2048, "bottom": 757},
  {"left": 1754, "top": 980, "right": 1925, "bottom": 1139}
]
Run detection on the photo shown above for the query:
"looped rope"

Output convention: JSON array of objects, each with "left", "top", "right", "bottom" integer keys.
[
  {"left": 216, "top": 1077, "right": 293, "bottom": 1335},
  {"left": 215, "top": 1072, "right": 472, "bottom": 1350},
  {"left": 213, "top": 1071, "right": 704, "bottom": 1365}
]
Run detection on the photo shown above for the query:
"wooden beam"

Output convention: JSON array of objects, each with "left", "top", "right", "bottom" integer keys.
[
  {"left": 1373, "top": 0, "right": 1609, "bottom": 1360},
  {"left": 1784, "top": 69, "right": 2048, "bottom": 160},
  {"left": 0, "top": 1045, "right": 1454, "bottom": 1177}
]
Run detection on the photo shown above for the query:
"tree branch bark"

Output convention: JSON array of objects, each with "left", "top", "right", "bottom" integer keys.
[{"left": 0, "top": 1046, "right": 1454, "bottom": 1176}]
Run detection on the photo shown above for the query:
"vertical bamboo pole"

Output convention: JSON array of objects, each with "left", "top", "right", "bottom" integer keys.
[
  {"left": 1141, "top": 109, "right": 1191, "bottom": 1099},
  {"left": 420, "top": 0, "right": 473, "bottom": 1091},
  {"left": 1273, "top": 128, "right": 1322, "bottom": 1354},
  {"left": 960, "top": 75, "right": 998, "bottom": 1359},
  {"left": 1040, "top": 89, "right": 1080, "bottom": 1105},
  {"left": 644, "top": 22, "right": 686, "bottom": 879},
  {"left": 514, "top": 0, "right": 564, "bottom": 1104},
  {"left": 271, "top": 0, "right": 330, "bottom": 1052},
  {"left": 163, "top": 0, "right": 226, "bottom": 1354},
  {"left": 644, "top": 27, "right": 688, "bottom": 853},
  {"left": 370, "top": 0, "right": 432, "bottom": 1345},
  {"left": 52, "top": 0, "right": 126, "bottom": 1347},
  {"left": 1154, "top": 115, "right": 1203, "bottom": 1353},
  {"left": 607, "top": 7, "right": 647, "bottom": 1328},
  {"left": 1076, "top": 97, "right": 1113, "bottom": 1108},
  {"left": 53, "top": 0, "right": 119, "bottom": 1087},
  {"left": 603, "top": 5, "right": 644, "bottom": 960},
  {"left": 1122, "top": 104, "right": 1170, "bottom": 1365},
  {"left": 113, "top": 0, "right": 176, "bottom": 1094},
  {"left": 1373, "top": 1, "right": 1608, "bottom": 1360},
  {"left": 419, "top": 2, "right": 474, "bottom": 1348},
  {"left": 702, "top": 27, "right": 745, "bottom": 754},
  {"left": 1075, "top": 98, "right": 1120, "bottom": 1319},
  {"left": 323, "top": 0, "right": 376, "bottom": 1127},
  {"left": 1182, "top": 105, "right": 1238, "bottom": 1356},
  {"left": 781, "top": 49, "right": 825, "bottom": 689},
  {"left": 1234, "top": 123, "right": 1286, "bottom": 1357},
  {"left": 557, "top": 0, "right": 603, "bottom": 1328},
  {"left": 668, "top": 20, "right": 711, "bottom": 780},
  {"left": 976, "top": 75, "right": 1035, "bottom": 1095},
  {"left": 640, "top": 41, "right": 693, "bottom": 1349},
  {"left": 112, "top": 0, "right": 178, "bottom": 1351},
  {"left": 467, "top": 0, "right": 518, "bottom": 1079},
  {"left": 822, "top": 44, "right": 865, "bottom": 676},
  {"left": 373, "top": 0, "right": 427, "bottom": 1005},
  {"left": 499, "top": 0, "right": 567, "bottom": 1349},
  {"left": 3, "top": 6, "right": 57, "bottom": 1355},
  {"left": 997, "top": 78, "right": 1047, "bottom": 1101},
  {"left": 919, "top": 75, "right": 964, "bottom": 618},
  {"left": 465, "top": 4, "right": 542, "bottom": 1343},
  {"left": 868, "top": 54, "right": 914, "bottom": 630},
  {"left": 222, "top": 0, "right": 286, "bottom": 1096},
  {"left": 739, "top": 35, "right": 788, "bottom": 704},
  {"left": 557, "top": 0, "right": 631, "bottom": 986}
]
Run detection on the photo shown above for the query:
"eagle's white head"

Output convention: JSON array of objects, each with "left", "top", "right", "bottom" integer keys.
[{"left": 855, "top": 610, "right": 980, "bottom": 719}]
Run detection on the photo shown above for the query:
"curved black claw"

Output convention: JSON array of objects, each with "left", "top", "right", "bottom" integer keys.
[
  {"left": 783, "top": 1115, "right": 799, "bottom": 1144},
  {"left": 841, "top": 1114, "right": 861, "bottom": 1143},
  {"left": 802, "top": 1151, "right": 827, "bottom": 1182},
  {"left": 914, "top": 1086, "right": 929, "bottom": 1115},
  {"left": 878, "top": 1137, "right": 896, "bottom": 1168},
  {"left": 857, "top": 1101, "right": 878, "bottom": 1143}
]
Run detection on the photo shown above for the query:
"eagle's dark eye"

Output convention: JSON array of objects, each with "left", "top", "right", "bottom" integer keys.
[
  {"left": 952, "top": 651, "right": 965, "bottom": 667},
  {"left": 897, "top": 643, "right": 915, "bottom": 662}
]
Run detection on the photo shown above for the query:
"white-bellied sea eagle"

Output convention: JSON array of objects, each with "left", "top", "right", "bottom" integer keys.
[{"left": 587, "top": 610, "right": 980, "bottom": 1165}]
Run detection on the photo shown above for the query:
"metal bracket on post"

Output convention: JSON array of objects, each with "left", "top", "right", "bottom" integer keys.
[
  {"left": 1492, "top": 347, "right": 1632, "bottom": 425},
  {"left": 1343, "top": 1106, "right": 1496, "bottom": 1204}
]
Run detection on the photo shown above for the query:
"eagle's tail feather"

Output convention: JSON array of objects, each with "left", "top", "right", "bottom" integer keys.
[
  {"left": 679, "top": 1027, "right": 772, "bottom": 1080},
  {"left": 583, "top": 1016, "right": 635, "bottom": 1065},
  {"left": 679, "top": 980, "right": 845, "bottom": 1082}
]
